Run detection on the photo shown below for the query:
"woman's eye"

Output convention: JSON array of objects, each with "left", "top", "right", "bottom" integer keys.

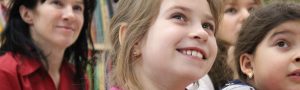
[
  {"left": 51, "top": 0, "right": 63, "bottom": 7},
  {"left": 202, "top": 23, "right": 214, "bottom": 32},
  {"left": 73, "top": 5, "right": 84, "bottom": 12},
  {"left": 225, "top": 7, "right": 238, "bottom": 14},
  {"left": 276, "top": 40, "right": 289, "bottom": 48}
]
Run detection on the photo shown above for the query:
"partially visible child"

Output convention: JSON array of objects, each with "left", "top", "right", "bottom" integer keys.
[
  {"left": 209, "top": 0, "right": 262, "bottom": 89},
  {"left": 224, "top": 2, "right": 300, "bottom": 90},
  {"left": 108, "top": 0, "right": 221, "bottom": 89},
  {"left": 217, "top": 0, "right": 262, "bottom": 45}
]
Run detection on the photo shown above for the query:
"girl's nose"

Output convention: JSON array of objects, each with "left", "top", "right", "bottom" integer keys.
[
  {"left": 294, "top": 55, "right": 300, "bottom": 62},
  {"left": 238, "top": 9, "right": 250, "bottom": 23},
  {"left": 189, "top": 27, "right": 209, "bottom": 42},
  {"left": 292, "top": 51, "right": 300, "bottom": 62}
]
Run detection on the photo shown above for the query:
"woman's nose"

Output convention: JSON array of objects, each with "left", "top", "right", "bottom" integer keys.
[{"left": 62, "top": 6, "right": 75, "bottom": 21}]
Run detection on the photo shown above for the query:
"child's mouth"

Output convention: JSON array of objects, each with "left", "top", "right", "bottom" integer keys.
[
  {"left": 176, "top": 48, "right": 207, "bottom": 60},
  {"left": 288, "top": 69, "right": 300, "bottom": 83}
]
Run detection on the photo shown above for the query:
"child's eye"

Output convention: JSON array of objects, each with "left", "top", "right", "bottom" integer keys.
[
  {"left": 202, "top": 23, "right": 215, "bottom": 32},
  {"left": 171, "top": 13, "right": 187, "bottom": 24},
  {"left": 248, "top": 7, "right": 255, "bottom": 13},
  {"left": 276, "top": 40, "right": 289, "bottom": 48},
  {"left": 225, "top": 7, "right": 238, "bottom": 14}
]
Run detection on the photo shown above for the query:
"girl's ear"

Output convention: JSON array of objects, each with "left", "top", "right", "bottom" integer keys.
[
  {"left": 118, "top": 23, "right": 128, "bottom": 46},
  {"left": 19, "top": 5, "right": 34, "bottom": 24},
  {"left": 132, "top": 42, "right": 142, "bottom": 58},
  {"left": 240, "top": 53, "right": 254, "bottom": 79}
]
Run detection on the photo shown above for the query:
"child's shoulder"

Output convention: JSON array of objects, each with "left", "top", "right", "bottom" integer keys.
[{"left": 221, "top": 80, "right": 255, "bottom": 90}]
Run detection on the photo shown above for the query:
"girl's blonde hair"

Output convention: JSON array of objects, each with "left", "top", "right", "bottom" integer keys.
[{"left": 109, "top": 0, "right": 222, "bottom": 89}]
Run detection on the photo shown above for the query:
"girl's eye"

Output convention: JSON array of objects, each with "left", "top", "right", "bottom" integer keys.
[
  {"left": 225, "top": 7, "right": 238, "bottom": 14},
  {"left": 202, "top": 23, "right": 215, "bottom": 32},
  {"left": 248, "top": 7, "right": 255, "bottom": 13},
  {"left": 171, "top": 13, "right": 187, "bottom": 23},
  {"left": 276, "top": 40, "right": 289, "bottom": 48}
]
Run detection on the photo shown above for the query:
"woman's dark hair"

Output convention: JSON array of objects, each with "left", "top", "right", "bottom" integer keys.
[
  {"left": 235, "top": 2, "right": 300, "bottom": 83},
  {"left": 0, "top": 0, "right": 96, "bottom": 89}
]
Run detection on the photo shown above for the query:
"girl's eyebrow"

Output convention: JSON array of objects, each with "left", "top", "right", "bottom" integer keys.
[
  {"left": 205, "top": 14, "right": 214, "bottom": 22},
  {"left": 166, "top": 6, "right": 192, "bottom": 13},
  {"left": 166, "top": 5, "right": 214, "bottom": 22}
]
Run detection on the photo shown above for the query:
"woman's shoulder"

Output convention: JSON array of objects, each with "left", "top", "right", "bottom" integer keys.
[
  {"left": 0, "top": 52, "right": 19, "bottom": 70},
  {"left": 0, "top": 52, "right": 41, "bottom": 75},
  {"left": 0, "top": 52, "right": 20, "bottom": 79},
  {"left": 221, "top": 80, "right": 255, "bottom": 90}
]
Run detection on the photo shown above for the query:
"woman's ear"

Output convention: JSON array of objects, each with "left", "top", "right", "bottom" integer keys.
[
  {"left": 118, "top": 23, "right": 128, "bottom": 46},
  {"left": 19, "top": 5, "right": 34, "bottom": 24},
  {"left": 240, "top": 53, "right": 254, "bottom": 79}
]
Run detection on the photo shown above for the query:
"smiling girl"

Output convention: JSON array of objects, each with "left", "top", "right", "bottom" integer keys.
[{"left": 108, "top": 0, "right": 222, "bottom": 90}]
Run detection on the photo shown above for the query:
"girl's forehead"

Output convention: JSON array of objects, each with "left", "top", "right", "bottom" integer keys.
[
  {"left": 272, "top": 21, "right": 300, "bottom": 33},
  {"left": 263, "top": 20, "right": 300, "bottom": 40}
]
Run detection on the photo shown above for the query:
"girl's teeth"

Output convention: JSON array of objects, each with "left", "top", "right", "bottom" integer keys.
[
  {"left": 183, "top": 50, "right": 187, "bottom": 55},
  {"left": 180, "top": 50, "right": 204, "bottom": 59},
  {"left": 187, "top": 50, "right": 192, "bottom": 55},
  {"left": 192, "top": 51, "right": 197, "bottom": 56},
  {"left": 197, "top": 52, "right": 203, "bottom": 59}
]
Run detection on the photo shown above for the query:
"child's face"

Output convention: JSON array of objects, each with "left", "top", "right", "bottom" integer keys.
[
  {"left": 216, "top": 0, "right": 258, "bottom": 45},
  {"left": 248, "top": 20, "right": 300, "bottom": 89},
  {"left": 139, "top": 0, "right": 217, "bottom": 82}
]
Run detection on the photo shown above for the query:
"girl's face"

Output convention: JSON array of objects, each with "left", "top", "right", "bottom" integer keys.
[
  {"left": 25, "top": 0, "right": 84, "bottom": 49},
  {"left": 139, "top": 0, "right": 217, "bottom": 83},
  {"left": 244, "top": 20, "right": 300, "bottom": 90},
  {"left": 216, "top": 0, "right": 258, "bottom": 45}
]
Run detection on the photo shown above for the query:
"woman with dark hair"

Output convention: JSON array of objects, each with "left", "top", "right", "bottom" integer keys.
[{"left": 0, "top": 0, "right": 96, "bottom": 89}]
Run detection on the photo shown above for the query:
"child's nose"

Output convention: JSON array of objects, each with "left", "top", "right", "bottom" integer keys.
[
  {"left": 292, "top": 53, "right": 300, "bottom": 62},
  {"left": 189, "top": 27, "right": 209, "bottom": 42},
  {"left": 238, "top": 9, "right": 250, "bottom": 23}
]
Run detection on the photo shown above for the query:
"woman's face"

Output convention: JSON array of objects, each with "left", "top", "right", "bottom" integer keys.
[
  {"left": 216, "top": 0, "right": 258, "bottom": 45},
  {"left": 138, "top": 0, "right": 217, "bottom": 84},
  {"left": 242, "top": 20, "right": 300, "bottom": 90},
  {"left": 24, "top": 0, "right": 84, "bottom": 49}
]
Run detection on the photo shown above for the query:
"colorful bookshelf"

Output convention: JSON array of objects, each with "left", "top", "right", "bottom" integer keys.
[{"left": 90, "top": 0, "right": 116, "bottom": 90}]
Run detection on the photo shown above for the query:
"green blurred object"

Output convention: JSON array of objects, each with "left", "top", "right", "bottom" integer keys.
[{"left": 264, "top": 0, "right": 300, "bottom": 4}]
